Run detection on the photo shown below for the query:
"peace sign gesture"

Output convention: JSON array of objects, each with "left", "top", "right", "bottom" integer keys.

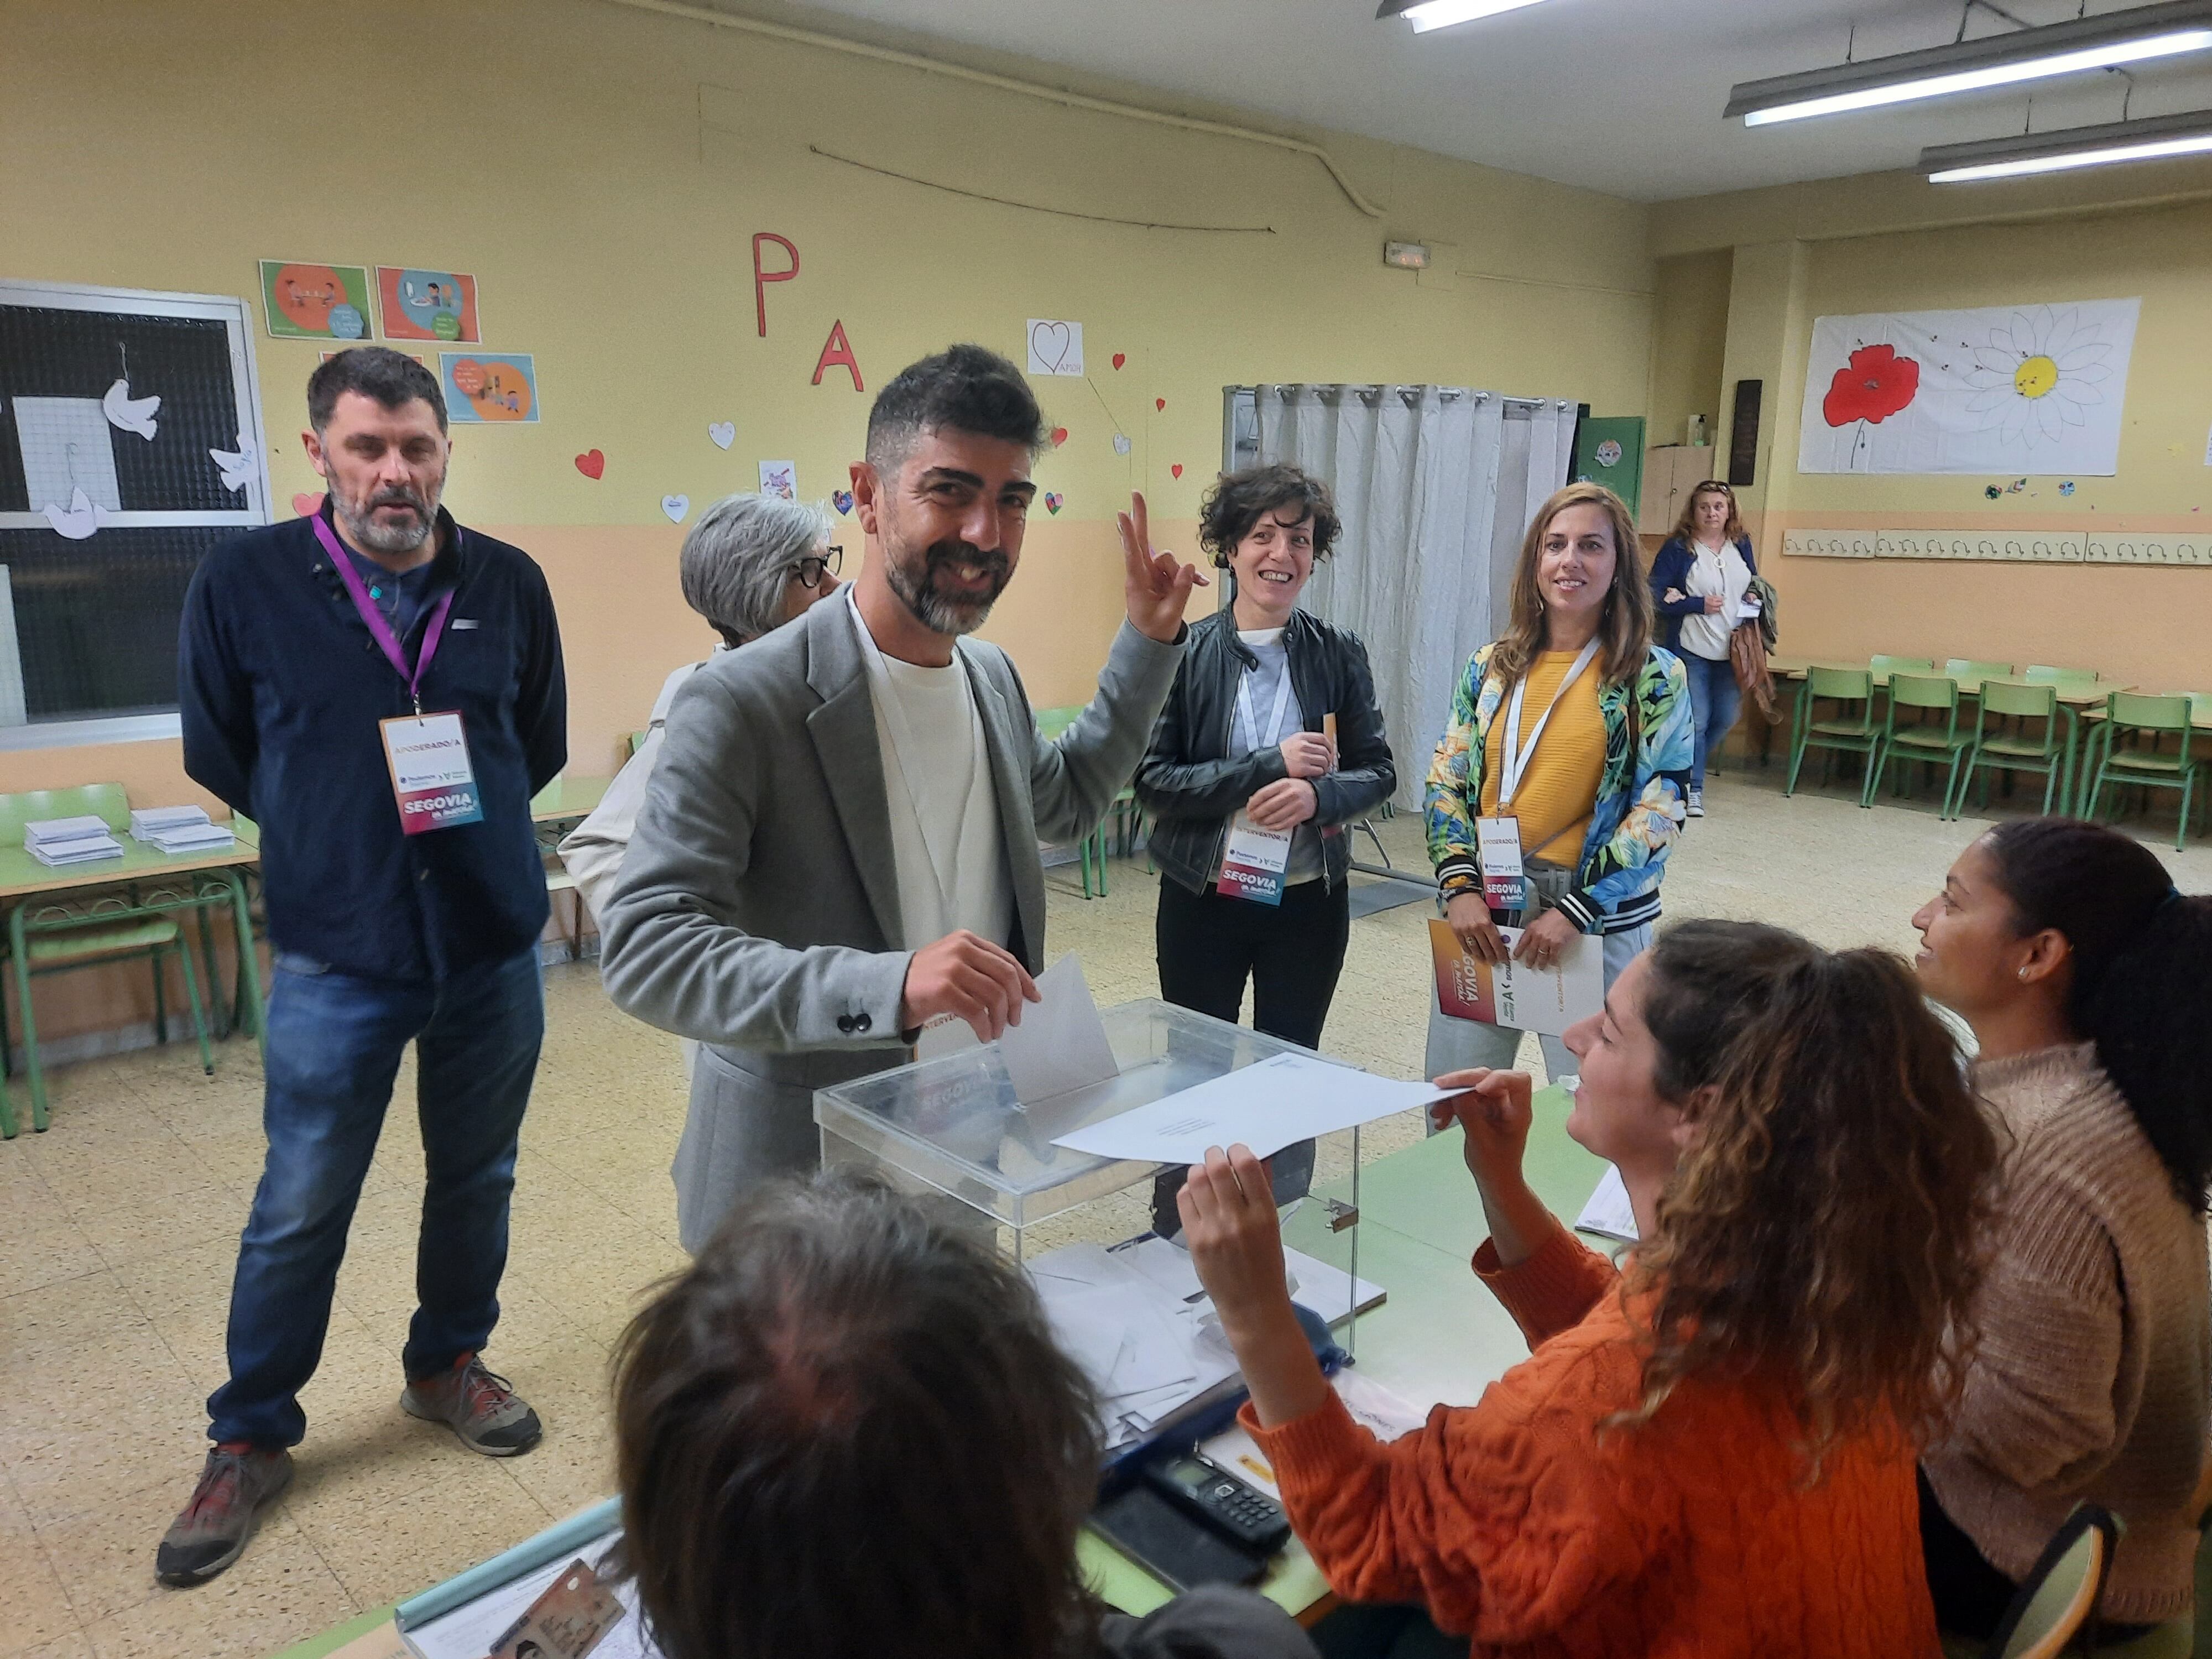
[{"left": 1116, "top": 491, "right": 1207, "bottom": 644}]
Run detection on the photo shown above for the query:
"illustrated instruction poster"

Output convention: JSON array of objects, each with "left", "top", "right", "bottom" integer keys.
[
  {"left": 260, "top": 261, "right": 373, "bottom": 341},
  {"left": 377, "top": 267, "right": 481, "bottom": 342},
  {"left": 441, "top": 352, "right": 538, "bottom": 423},
  {"left": 1797, "top": 299, "right": 2138, "bottom": 477}
]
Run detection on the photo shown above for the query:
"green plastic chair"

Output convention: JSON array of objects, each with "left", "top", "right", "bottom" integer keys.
[
  {"left": 1960, "top": 680, "right": 2063, "bottom": 816},
  {"left": 1870, "top": 654, "right": 1936, "bottom": 677},
  {"left": 2083, "top": 692, "right": 2199, "bottom": 851},
  {"left": 1786, "top": 666, "right": 1879, "bottom": 802},
  {"left": 627, "top": 728, "right": 650, "bottom": 761},
  {"left": 1945, "top": 658, "right": 2014, "bottom": 681},
  {"left": 1034, "top": 706, "right": 1113, "bottom": 898},
  {"left": 2025, "top": 664, "right": 2103, "bottom": 689},
  {"left": 1867, "top": 674, "right": 1973, "bottom": 817},
  {"left": 0, "top": 785, "right": 214, "bottom": 1133}
]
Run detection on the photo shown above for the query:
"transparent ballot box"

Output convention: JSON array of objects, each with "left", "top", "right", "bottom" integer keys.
[{"left": 814, "top": 998, "right": 1374, "bottom": 1343}]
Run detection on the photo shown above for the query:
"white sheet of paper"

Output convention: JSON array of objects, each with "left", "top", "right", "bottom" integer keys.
[
  {"left": 1574, "top": 1162, "right": 1640, "bottom": 1241},
  {"left": 998, "top": 954, "right": 1119, "bottom": 1105},
  {"left": 1489, "top": 926, "right": 1604, "bottom": 1038},
  {"left": 1048, "top": 1051, "right": 1449, "bottom": 1165}
]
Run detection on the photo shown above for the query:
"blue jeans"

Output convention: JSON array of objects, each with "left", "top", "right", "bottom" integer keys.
[
  {"left": 207, "top": 946, "right": 545, "bottom": 1447},
  {"left": 1679, "top": 648, "right": 1741, "bottom": 791}
]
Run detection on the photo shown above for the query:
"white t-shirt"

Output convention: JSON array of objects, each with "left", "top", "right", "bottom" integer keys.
[
  {"left": 1233, "top": 628, "right": 1323, "bottom": 884},
  {"left": 1679, "top": 539, "right": 1754, "bottom": 662},
  {"left": 846, "top": 588, "right": 1013, "bottom": 952}
]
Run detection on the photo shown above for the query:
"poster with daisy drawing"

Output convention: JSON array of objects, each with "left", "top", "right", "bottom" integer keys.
[{"left": 1797, "top": 299, "right": 2138, "bottom": 476}]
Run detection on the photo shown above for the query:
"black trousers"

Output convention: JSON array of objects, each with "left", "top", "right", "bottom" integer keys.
[{"left": 1150, "top": 873, "right": 1352, "bottom": 1235}]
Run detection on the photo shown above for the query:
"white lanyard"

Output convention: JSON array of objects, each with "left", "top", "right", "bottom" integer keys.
[
  {"left": 1234, "top": 660, "right": 1298, "bottom": 758},
  {"left": 847, "top": 589, "right": 974, "bottom": 927},
  {"left": 1498, "top": 638, "right": 1601, "bottom": 809}
]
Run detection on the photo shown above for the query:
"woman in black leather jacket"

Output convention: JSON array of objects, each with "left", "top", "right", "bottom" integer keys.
[{"left": 1134, "top": 466, "right": 1394, "bottom": 1213}]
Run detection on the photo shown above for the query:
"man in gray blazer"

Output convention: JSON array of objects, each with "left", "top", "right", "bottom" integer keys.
[{"left": 599, "top": 344, "right": 1204, "bottom": 1249}]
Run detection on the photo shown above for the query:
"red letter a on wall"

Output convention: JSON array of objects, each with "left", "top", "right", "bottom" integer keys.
[{"left": 812, "top": 320, "right": 864, "bottom": 392}]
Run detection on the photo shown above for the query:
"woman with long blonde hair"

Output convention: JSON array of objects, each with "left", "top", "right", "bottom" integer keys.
[
  {"left": 1178, "top": 921, "right": 2002, "bottom": 1655},
  {"left": 1424, "top": 481, "right": 1692, "bottom": 1084}
]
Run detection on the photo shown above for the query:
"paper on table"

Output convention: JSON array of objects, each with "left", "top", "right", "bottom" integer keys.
[
  {"left": 1049, "top": 1051, "right": 1449, "bottom": 1165},
  {"left": 1574, "top": 1163, "right": 1639, "bottom": 1241}
]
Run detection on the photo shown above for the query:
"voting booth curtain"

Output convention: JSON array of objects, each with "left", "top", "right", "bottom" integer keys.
[{"left": 1255, "top": 385, "right": 1578, "bottom": 812}]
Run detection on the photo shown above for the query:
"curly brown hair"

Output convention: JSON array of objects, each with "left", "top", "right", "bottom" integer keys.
[
  {"left": 1487, "top": 482, "right": 1653, "bottom": 689},
  {"left": 1616, "top": 921, "right": 2001, "bottom": 1472},
  {"left": 1666, "top": 479, "right": 1746, "bottom": 548},
  {"left": 1197, "top": 463, "right": 1340, "bottom": 570}
]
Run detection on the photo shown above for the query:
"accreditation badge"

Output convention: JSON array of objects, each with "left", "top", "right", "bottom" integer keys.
[
  {"left": 1475, "top": 815, "right": 1526, "bottom": 911},
  {"left": 379, "top": 711, "right": 486, "bottom": 834}
]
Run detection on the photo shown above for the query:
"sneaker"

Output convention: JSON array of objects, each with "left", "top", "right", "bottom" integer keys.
[
  {"left": 1686, "top": 789, "right": 1705, "bottom": 818},
  {"left": 400, "top": 1352, "right": 542, "bottom": 1455},
  {"left": 155, "top": 1442, "right": 293, "bottom": 1586}
]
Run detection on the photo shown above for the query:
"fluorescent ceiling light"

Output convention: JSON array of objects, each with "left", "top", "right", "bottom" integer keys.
[
  {"left": 1726, "top": 1, "right": 2212, "bottom": 126},
  {"left": 1922, "top": 107, "right": 2212, "bottom": 180},
  {"left": 1376, "top": 0, "right": 1552, "bottom": 35}
]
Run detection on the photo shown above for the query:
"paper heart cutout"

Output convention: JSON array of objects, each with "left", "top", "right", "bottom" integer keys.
[
  {"left": 1171, "top": 464, "right": 1184, "bottom": 479},
  {"left": 1156, "top": 398, "right": 1167, "bottom": 412},
  {"left": 1113, "top": 434, "right": 1131, "bottom": 456},
  {"left": 1051, "top": 426, "right": 1069, "bottom": 447},
  {"left": 832, "top": 489, "right": 854, "bottom": 515},
  {"left": 1112, "top": 352, "right": 1126, "bottom": 370},
  {"left": 708, "top": 421, "right": 735, "bottom": 450},
  {"left": 575, "top": 450, "right": 606, "bottom": 480},
  {"left": 291, "top": 491, "right": 325, "bottom": 518},
  {"left": 662, "top": 494, "right": 690, "bottom": 523},
  {"left": 1044, "top": 492, "right": 1064, "bottom": 515}
]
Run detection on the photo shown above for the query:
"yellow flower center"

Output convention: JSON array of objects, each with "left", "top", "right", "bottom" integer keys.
[{"left": 2014, "top": 354, "right": 2059, "bottom": 399}]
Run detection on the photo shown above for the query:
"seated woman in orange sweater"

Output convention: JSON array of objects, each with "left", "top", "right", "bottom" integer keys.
[{"left": 1179, "top": 921, "right": 2001, "bottom": 1658}]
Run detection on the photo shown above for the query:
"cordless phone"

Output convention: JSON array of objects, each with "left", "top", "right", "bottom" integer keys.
[{"left": 1142, "top": 1449, "right": 1291, "bottom": 1553}]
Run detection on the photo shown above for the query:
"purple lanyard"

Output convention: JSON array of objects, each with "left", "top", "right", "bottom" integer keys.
[{"left": 312, "top": 513, "right": 456, "bottom": 714}]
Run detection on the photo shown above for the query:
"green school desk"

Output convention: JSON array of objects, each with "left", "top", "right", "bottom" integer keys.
[{"left": 269, "top": 1084, "right": 1608, "bottom": 1657}]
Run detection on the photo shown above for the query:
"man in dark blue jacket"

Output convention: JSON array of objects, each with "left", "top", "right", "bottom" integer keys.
[{"left": 158, "top": 348, "right": 566, "bottom": 1585}]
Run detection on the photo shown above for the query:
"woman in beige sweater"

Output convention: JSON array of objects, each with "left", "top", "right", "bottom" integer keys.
[{"left": 1911, "top": 817, "right": 2211, "bottom": 1638}]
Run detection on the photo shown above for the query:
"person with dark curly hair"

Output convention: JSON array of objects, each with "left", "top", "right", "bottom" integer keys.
[
  {"left": 610, "top": 1171, "right": 1318, "bottom": 1659},
  {"left": 1911, "top": 817, "right": 2211, "bottom": 1641},
  {"left": 1173, "top": 921, "right": 2001, "bottom": 1655},
  {"left": 1134, "top": 464, "right": 1394, "bottom": 1221}
]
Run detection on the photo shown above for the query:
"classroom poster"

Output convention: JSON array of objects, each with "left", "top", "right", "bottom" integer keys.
[
  {"left": 441, "top": 352, "right": 538, "bottom": 423},
  {"left": 1797, "top": 299, "right": 2138, "bottom": 477},
  {"left": 377, "top": 267, "right": 481, "bottom": 342},
  {"left": 259, "top": 261, "right": 373, "bottom": 341}
]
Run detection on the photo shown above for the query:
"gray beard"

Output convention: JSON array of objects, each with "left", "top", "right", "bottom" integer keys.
[
  {"left": 337, "top": 488, "right": 440, "bottom": 556},
  {"left": 883, "top": 543, "right": 1005, "bottom": 637}
]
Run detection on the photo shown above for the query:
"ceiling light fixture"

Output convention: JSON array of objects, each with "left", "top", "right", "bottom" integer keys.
[
  {"left": 1376, "top": 0, "right": 1552, "bottom": 35},
  {"left": 1726, "top": 0, "right": 2212, "bottom": 126},
  {"left": 1922, "top": 106, "right": 2212, "bottom": 179}
]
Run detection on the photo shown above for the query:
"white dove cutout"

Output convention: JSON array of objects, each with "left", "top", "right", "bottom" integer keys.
[
  {"left": 210, "top": 435, "right": 257, "bottom": 494},
  {"left": 103, "top": 377, "right": 160, "bottom": 440},
  {"left": 43, "top": 488, "right": 109, "bottom": 541}
]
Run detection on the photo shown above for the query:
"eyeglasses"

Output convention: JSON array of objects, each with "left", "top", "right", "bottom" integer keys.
[{"left": 794, "top": 545, "right": 843, "bottom": 589}]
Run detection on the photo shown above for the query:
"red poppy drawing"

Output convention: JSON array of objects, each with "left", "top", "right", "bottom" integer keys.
[{"left": 1823, "top": 345, "right": 1921, "bottom": 427}]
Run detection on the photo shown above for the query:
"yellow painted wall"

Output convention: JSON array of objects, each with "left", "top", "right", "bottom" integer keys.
[
  {"left": 1645, "top": 251, "right": 1731, "bottom": 453},
  {"left": 1, "top": 0, "right": 1658, "bottom": 1041},
  {"left": 1645, "top": 178, "right": 2212, "bottom": 692}
]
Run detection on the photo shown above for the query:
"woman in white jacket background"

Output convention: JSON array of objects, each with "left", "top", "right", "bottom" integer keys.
[{"left": 560, "top": 493, "right": 842, "bottom": 917}]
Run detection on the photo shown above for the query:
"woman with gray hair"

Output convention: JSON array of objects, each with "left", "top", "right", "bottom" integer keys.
[{"left": 560, "top": 493, "right": 840, "bottom": 918}]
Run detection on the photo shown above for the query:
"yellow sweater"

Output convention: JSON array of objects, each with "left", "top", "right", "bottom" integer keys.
[{"left": 1478, "top": 650, "right": 1606, "bottom": 867}]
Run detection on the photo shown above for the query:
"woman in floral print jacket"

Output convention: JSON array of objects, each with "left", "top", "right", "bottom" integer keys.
[{"left": 1423, "top": 482, "right": 1693, "bottom": 1083}]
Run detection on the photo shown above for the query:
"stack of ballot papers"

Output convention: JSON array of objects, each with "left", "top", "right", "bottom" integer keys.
[
  {"left": 1026, "top": 1236, "right": 1382, "bottom": 1451},
  {"left": 24, "top": 816, "right": 123, "bottom": 868},
  {"left": 128, "top": 806, "right": 234, "bottom": 854}
]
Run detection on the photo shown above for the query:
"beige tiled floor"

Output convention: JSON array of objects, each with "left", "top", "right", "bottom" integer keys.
[{"left": 2, "top": 763, "right": 2205, "bottom": 1658}]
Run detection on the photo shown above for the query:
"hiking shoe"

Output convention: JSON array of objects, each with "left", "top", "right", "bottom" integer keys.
[
  {"left": 155, "top": 1442, "right": 293, "bottom": 1586},
  {"left": 1686, "top": 789, "right": 1705, "bottom": 818},
  {"left": 400, "top": 1352, "right": 542, "bottom": 1455}
]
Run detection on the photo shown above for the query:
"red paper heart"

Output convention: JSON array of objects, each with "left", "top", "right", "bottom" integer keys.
[
  {"left": 1050, "top": 427, "right": 1068, "bottom": 447},
  {"left": 291, "top": 491, "right": 325, "bottom": 518},
  {"left": 575, "top": 449, "right": 606, "bottom": 480},
  {"left": 1156, "top": 398, "right": 1167, "bottom": 412},
  {"left": 1171, "top": 463, "right": 1184, "bottom": 479},
  {"left": 1112, "top": 353, "right": 1126, "bottom": 370}
]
